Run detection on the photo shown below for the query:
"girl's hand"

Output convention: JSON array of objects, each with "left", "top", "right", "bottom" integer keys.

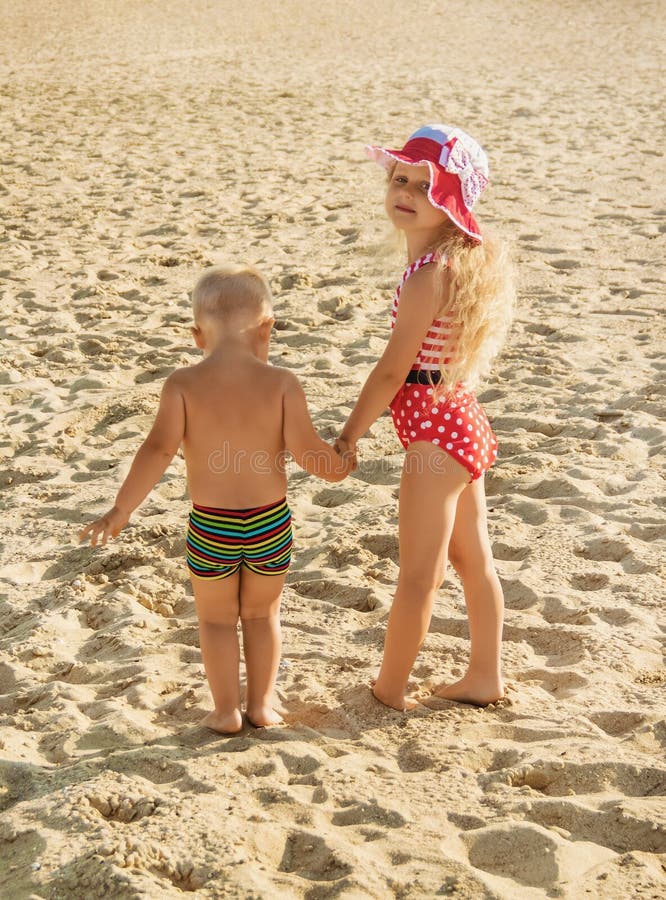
[
  {"left": 334, "top": 436, "right": 358, "bottom": 471},
  {"left": 79, "top": 506, "right": 130, "bottom": 547}
]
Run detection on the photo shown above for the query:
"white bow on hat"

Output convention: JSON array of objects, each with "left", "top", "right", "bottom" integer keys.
[{"left": 439, "top": 138, "right": 489, "bottom": 210}]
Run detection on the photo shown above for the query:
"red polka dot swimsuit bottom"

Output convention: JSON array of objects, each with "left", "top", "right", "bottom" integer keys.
[
  {"left": 388, "top": 253, "right": 498, "bottom": 480},
  {"left": 390, "top": 378, "right": 498, "bottom": 481}
]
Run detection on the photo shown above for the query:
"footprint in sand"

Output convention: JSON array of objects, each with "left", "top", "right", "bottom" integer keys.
[
  {"left": 503, "top": 497, "right": 550, "bottom": 526},
  {"left": 396, "top": 738, "right": 436, "bottom": 773},
  {"left": 331, "top": 799, "right": 406, "bottom": 829},
  {"left": 290, "top": 579, "right": 379, "bottom": 612},
  {"left": 0, "top": 760, "right": 46, "bottom": 814},
  {"left": 279, "top": 269, "right": 314, "bottom": 291},
  {"left": 237, "top": 759, "right": 278, "bottom": 779},
  {"left": 569, "top": 571, "right": 610, "bottom": 591},
  {"left": 280, "top": 331, "right": 334, "bottom": 350},
  {"left": 501, "top": 577, "right": 540, "bottom": 610},
  {"left": 519, "top": 475, "right": 584, "bottom": 500},
  {"left": 311, "top": 487, "right": 356, "bottom": 508},
  {"left": 504, "top": 625, "right": 587, "bottom": 666},
  {"left": 359, "top": 533, "right": 399, "bottom": 561},
  {"left": 354, "top": 458, "right": 401, "bottom": 487},
  {"left": 526, "top": 797, "right": 666, "bottom": 854},
  {"left": 492, "top": 541, "right": 531, "bottom": 563},
  {"left": 335, "top": 227, "right": 360, "bottom": 245},
  {"left": 491, "top": 758, "right": 666, "bottom": 798},
  {"left": 318, "top": 296, "right": 357, "bottom": 321},
  {"left": 593, "top": 606, "right": 640, "bottom": 627},
  {"left": 278, "top": 830, "right": 353, "bottom": 881},
  {"left": 165, "top": 625, "right": 199, "bottom": 648},
  {"left": 277, "top": 751, "right": 322, "bottom": 787},
  {"left": 574, "top": 535, "right": 653, "bottom": 574},
  {"left": 587, "top": 710, "right": 646, "bottom": 737},
  {"left": 84, "top": 781, "right": 164, "bottom": 824},
  {"left": 547, "top": 258, "right": 582, "bottom": 271},
  {"left": 460, "top": 821, "right": 614, "bottom": 889},
  {"left": 574, "top": 536, "right": 631, "bottom": 562},
  {"left": 514, "top": 668, "right": 589, "bottom": 697},
  {"left": 540, "top": 597, "right": 595, "bottom": 626}
]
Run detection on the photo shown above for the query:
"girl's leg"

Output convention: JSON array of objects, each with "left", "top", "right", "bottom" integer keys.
[
  {"left": 239, "top": 568, "right": 286, "bottom": 727},
  {"left": 435, "top": 475, "right": 504, "bottom": 704},
  {"left": 373, "top": 443, "right": 469, "bottom": 711},
  {"left": 191, "top": 571, "right": 243, "bottom": 734}
]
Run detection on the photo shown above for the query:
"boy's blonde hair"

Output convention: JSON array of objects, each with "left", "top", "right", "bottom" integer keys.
[{"left": 192, "top": 265, "right": 273, "bottom": 325}]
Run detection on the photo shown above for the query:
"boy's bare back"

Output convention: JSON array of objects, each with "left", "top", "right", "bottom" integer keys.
[
  {"left": 152, "top": 340, "right": 346, "bottom": 514},
  {"left": 173, "top": 347, "right": 294, "bottom": 508}
]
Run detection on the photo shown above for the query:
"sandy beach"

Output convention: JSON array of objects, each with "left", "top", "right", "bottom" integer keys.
[{"left": 1, "top": 1, "right": 665, "bottom": 897}]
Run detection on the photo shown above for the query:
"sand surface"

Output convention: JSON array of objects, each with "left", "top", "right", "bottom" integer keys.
[{"left": 1, "top": 1, "right": 665, "bottom": 897}]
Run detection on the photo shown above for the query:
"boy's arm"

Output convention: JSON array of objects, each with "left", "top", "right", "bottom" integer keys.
[
  {"left": 80, "top": 374, "right": 186, "bottom": 546},
  {"left": 282, "top": 374, "right": 354, "bottom": 482}
]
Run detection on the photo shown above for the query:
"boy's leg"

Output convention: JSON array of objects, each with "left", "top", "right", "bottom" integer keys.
[
  {"left": 436, "top": 476, "right": 504, "bottom": 704},
  {"left": 239, "top": 567, "right": 286, "bottom": 727},
  {"left": 373, "top": 443, "right": 468, "bottom": 711},
  {"left": 191, "top": 570, "right": 243, "bottom": 734}
]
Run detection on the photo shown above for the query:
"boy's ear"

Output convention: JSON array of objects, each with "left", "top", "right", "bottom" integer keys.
[
  {"left": 260, "top": 315, "right": 275, "bottom": 336},
  {"left": 191, "top": 325, "right": 205, "bottom": 349}
]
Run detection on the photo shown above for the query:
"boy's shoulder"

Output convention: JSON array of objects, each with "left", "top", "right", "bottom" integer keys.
[
  {"left": 165, "top": 359, "right": 301, "bottom": 391},
  {"left": 163, "top": 362, "right": 200, "bottom": 386},
  {"left": 161, "top": 361, "right": 216, "bottom": 397},
  {"left": 243, "top": 359, "right": 302, "bottom": 392},
  {"left": 268, "top": 364, "right": 304, "bottom": 392}
]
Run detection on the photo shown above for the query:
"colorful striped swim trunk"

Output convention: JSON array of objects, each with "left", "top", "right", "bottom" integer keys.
[{"left": 186, "top": 498, "right": 293, "bottom": 580}]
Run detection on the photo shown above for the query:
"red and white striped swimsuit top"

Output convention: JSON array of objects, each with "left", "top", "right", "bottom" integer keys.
[{"left": 391, "top": 252, "right": 454, "bottom": 372}]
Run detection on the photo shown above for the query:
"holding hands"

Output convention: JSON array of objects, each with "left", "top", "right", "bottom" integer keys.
[{"left": 334, "top": 435, "right": 358, "bottom": 472}]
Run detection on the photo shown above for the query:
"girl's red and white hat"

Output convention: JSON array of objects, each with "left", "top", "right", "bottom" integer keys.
[{"left": 366, "top": 124, "right": 489, "bottom": 242}]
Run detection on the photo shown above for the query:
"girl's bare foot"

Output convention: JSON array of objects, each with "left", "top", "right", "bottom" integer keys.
[
  {"left": 201, "top": 708, "right": 243, "bottom": 734},
  {"left": 246, "top": 705, "right": 283, "bottom": 728},
  {"left": 433, "top": 673, "right": 504, "bottom": 707},
  {"left": 371, "top": 681, "right": 421, "bottom": 712}
]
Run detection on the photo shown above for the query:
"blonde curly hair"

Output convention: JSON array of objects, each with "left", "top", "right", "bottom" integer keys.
[{"left": 430, "top": 222, "right": 516, "bottom": 396}]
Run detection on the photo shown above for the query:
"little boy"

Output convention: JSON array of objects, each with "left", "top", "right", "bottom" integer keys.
[{"left": 80, "top": 265, "right": 353, "bottom": 733}]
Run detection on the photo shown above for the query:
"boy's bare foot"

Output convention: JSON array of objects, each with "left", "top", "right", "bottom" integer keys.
[
  {"left": 246, "top": 705, "right": 283, "bottom": 728},
  {"left": 371, "top": 682, "right": 421, "bottom": 712},
  {"left": 433, "top": 674, "right": 504, "bottom": 707},
  {"left": 201, "top": 708, "right": 243, "bottom": 734}
]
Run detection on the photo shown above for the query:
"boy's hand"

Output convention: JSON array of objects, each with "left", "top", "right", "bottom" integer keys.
[
  {"left": 334, "top": 436, "right": 358, "bottom": 472},
  {"left": 79, "top": 506, "right": 129, "bottom": 547}
]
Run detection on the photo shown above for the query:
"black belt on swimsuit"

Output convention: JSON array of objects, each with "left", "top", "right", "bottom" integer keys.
[{"left": 405, "top": 370, "right": 442, "bottom": 385}]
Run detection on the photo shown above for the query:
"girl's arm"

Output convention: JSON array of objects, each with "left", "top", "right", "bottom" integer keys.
[
  {"left": 80, "top": 374, "right": 186, "bottom": 546},
  {"left": 282, "top": 373, "right": 354, "bottom": 482},
  {"left": 339, "top": 266, "right": 441, "bottom": 446}
]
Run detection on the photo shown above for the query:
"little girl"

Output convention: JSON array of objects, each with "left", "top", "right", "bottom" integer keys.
[{"left": 337, "top": 124, "right": 515, "bottom": 711}]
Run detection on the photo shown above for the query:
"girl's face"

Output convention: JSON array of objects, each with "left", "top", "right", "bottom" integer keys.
[{"left": 385, "top": 162, "right": 449, "bottom": 233}]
